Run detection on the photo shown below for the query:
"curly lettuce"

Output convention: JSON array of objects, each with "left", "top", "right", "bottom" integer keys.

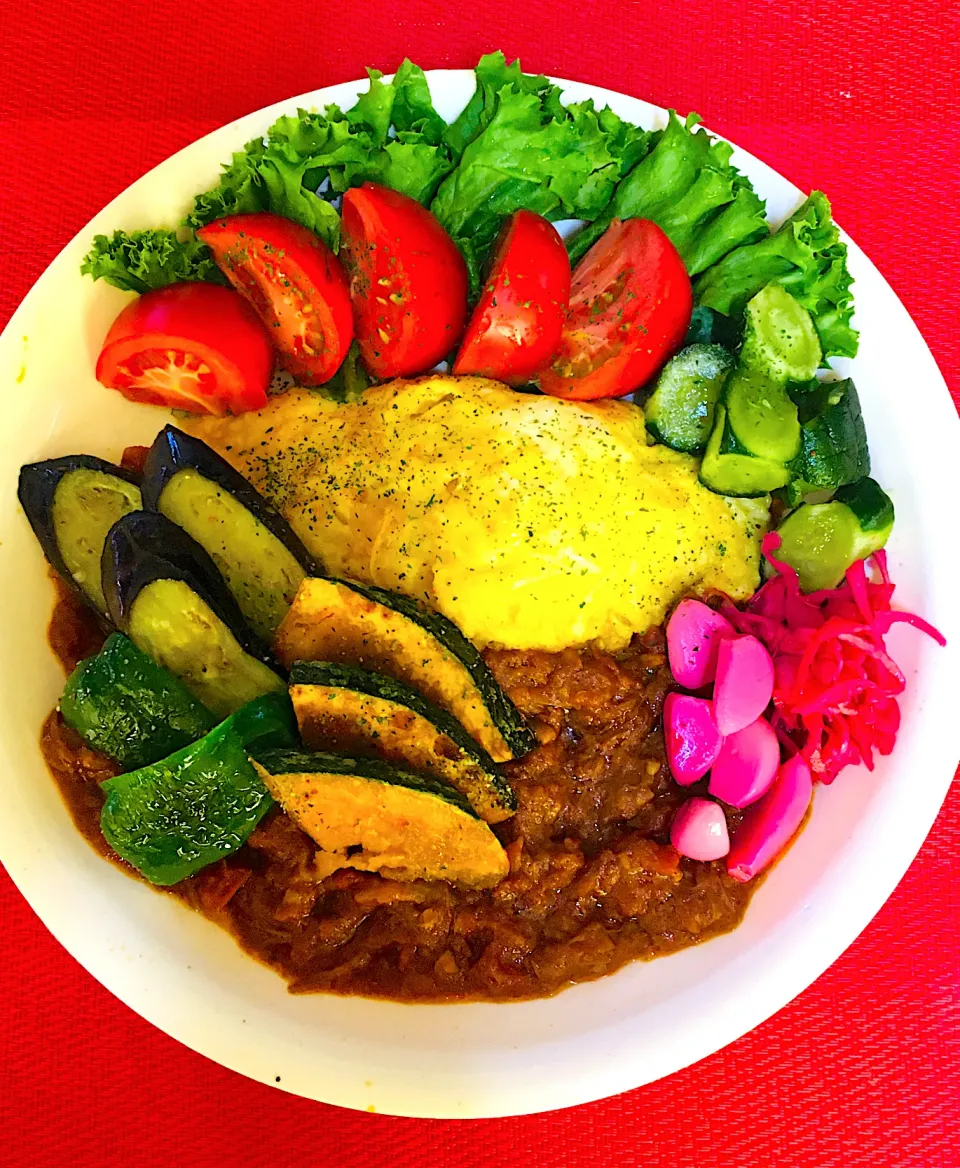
[
  {"left": 186, "top": 61, "right": 452, "bottom": 250},
  {"left": 79, "top": 229, "right": 227, "bottom": 293},
  {"left": 566, "top": 111, "right": 768, "bottom": 274},
  {"left": 432, "top": 52, "right": 651, "bottom": 290},
  {"left": 695, "top": 191, "right": 858, "bottom": 359}
]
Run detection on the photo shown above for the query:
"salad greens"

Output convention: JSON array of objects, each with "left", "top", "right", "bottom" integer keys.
[
  {"left": 695, "top": 192, "right": 857, "bottom": 359},
  {"left": 80, "top": 229, "right": 226, "bottom": 293},
  {"left": 186, "top": 61, "right": 453, "bottom": 249},
  {"left": 566, "top": 111, "right": 768, "bottom": 275},
  {"left": 79, "top": 50, "right": 858, "bottom": 361}
]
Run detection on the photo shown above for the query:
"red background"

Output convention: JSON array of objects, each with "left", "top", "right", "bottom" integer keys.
[{"left": 2, "top": 2, "right": 959, "bottom": 1164}]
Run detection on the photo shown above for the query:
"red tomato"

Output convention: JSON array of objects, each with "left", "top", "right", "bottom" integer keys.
[
  {"left": 538, "top": 218, "right": 692, "bottom": 400},
  {"left": 197, "top": 213, "right": 353, "bottom": 386},
  {"left": 340, "top": 183, "right": 468, "bottom": 379},
  {"left": 95, "top": 283, "right": 274, "bottom": 416},
  {"left": 452, "top": 210, "right": 570, "bottom": 385}
]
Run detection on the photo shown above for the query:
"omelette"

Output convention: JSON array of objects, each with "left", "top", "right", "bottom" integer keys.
[{"left": 189, "top": 375, "right": 766, "bottom": 652}]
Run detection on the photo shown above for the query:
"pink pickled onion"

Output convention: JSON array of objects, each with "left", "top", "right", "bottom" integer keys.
[{"left": 722, "top": 534, "right": 945, "bottom": 784}]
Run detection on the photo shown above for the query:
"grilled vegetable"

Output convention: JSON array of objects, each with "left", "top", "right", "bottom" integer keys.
[
  {"left": 643, "top": 343, "right": 734, "bottom": 453},
  {"left": 18, "top": 455, "right": 141, "bottom": 616},
  {"left": 142, "top": 426, "right": 318, "bottom": 641},
  {"left": 289, "top": 661, "right": 516, "bottom": 823},
  {"left": 785, "top": 379, "right": 869, "bottom": 505},
  {"left": 771, "top": 477, "right": 895, "bottom": 591},
  {"left": 100, "top": 693, "right": 296, "bottom": 886},
  {"left": 102, "top": 512, "right": 285, "bottom": 718},
  {"left": 60, "top": 633, "right": 216, "bottom": 770},
  {"left": 698, "top": 404, "right": 791, "bottom": 497},
  {"left": 251, "top": 748, "right": 509, "bottom": 888},
  {"left": 739, "top": 283, "right": 822, "bottom": 384},
  {"left": 275, "top": 577, "right": 535, "bottom": 762}
]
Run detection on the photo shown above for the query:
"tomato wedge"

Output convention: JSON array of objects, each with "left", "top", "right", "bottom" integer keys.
[
  {"left": 340, "top": 183, "right": 468, "bottom": 379},
  {"left": 95, "top": 283, "right": 274, "bottom": 416},
  {"left": 197, "top": 212, "right": 353, "bottom": 386},
  {"left": 538, "top": 219, "right": 692, "bottom": 400},
  {"left": 452, "top": 210, "right": 570, "bottom": 385}
]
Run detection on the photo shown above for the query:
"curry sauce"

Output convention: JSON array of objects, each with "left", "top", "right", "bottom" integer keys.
[{"left": 42, "top": 579, "right": 756, "bottom": 1002}]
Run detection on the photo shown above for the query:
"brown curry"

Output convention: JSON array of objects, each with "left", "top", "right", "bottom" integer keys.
[{"left": 42, "top": 579, "right": 756, "bottom": 1002}]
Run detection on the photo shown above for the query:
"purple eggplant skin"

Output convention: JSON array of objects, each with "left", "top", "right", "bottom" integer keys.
[
  {"left": 18, "top": 455, "right": 142, "bottom": 618},
  {"left": 141, "top": 426, "right": 321, "bottom": 575},
  {"left": 101, "top": 511, "right": 284, "bottom": 675}
]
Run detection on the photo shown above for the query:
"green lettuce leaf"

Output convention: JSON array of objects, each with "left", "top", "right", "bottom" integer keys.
[
  {"left": 566, "top": 111, "right": 768, "bottom": 274},
  {"left": 186, "top": 62, "right": 453, "bottom": 250},
  {"left": 695, "top": 191, "right": 858, "bottom": 359},
  {"left": 80, "top": 229, "right": 227, "bottom": 293},
  {"left": 431, "top": 53, "right": 651, "bottom": 290}
]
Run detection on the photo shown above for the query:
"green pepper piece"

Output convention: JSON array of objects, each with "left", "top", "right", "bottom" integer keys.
[
  {"left": 100, "top": 692, "right": 297, "bottom": 885},
  {"left": 60, "top": 633, "right": 217, "bottom": 770}
]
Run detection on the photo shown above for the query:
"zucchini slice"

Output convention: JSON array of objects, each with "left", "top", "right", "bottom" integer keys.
[
  {"left": 102, "top": 512, "right": 285, "bottom": 719},
  {"left": 723, "top": 367, "right": 801, "bottom": 464},
  {"left": 18, "top": 455, "right": 142, "bottom": 616},
  {"left": 289, "top": 661, "right": 517, "bottom": 824},
  {"left": 142, "top": 426, "right": 319, "bottom": 642},
  {"left": 275, "top": 577, "right": 535, "bottom": 763},
  {"left": 252, "top": 748, "right": 509, "bottom": 889}
]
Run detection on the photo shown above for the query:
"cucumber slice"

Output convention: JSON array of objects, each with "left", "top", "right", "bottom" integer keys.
[
  {"left": 771, "top": 478, "right": 893, "bottom": 591},
  {"left": 684, "top": 305, "right": 744, "bottom": 349},
  {"left": 740, "top": 284, "right": 823, "bottom": 383},
  {"left": 786, "top": 379, "right": 869, "bottom": 505},
  {"left": 835, "top": 476, "right": 895, "bottom": 560},
  {"left": 724, "top": 368, "right": 801, "bottom": 464},
  {"left": 644, "top": 344, "right": 734, "bottom": 453},
  {"left": 699, "top": 404, "right": 791, "bottom": 497}
]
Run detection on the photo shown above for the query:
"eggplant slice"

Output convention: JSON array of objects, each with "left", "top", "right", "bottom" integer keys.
[
  {"left": 102, "top": 511, "right": 285, "bottom": 718},
  {"left": 18, "top": 455, "right": 142, "bottom": 616},
  {"left": 142, "top": 426, "right": 319, "bottom": 641}
]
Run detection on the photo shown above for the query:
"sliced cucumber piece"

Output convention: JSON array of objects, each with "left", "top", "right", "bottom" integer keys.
[
  {"left": 644, "top": 344, "right": 735, "bottom": 453},
  {"left": 786, "top": 378, "right": 869, "bottom": 505},
  {"left": 740, "top": 283, "right": 823, "bottom": 383},
  {"left": 724, "top": 368, "right": 801, "bottom": 464},
  {"left": 699, "top": 404, "right": 791, "bottom": 497},
  {"left": 684, "top": 305, "right": 744, "bottom": 349},
  {"left": 18, "top": 456, "right": 142, "bottom": 616},
  {"left": 771, "top": 477, "right": 893, "bottom": 591},
  {"left": 835, "top": 476, "right": 895, "bottom": 560}
]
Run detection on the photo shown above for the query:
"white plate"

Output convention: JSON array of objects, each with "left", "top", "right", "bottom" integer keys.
[{"left": 0, "top": 71, "right": 957, "bottom": 1119}]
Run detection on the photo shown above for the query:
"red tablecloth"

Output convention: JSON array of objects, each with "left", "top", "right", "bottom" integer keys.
[{"left": 2, "top": 2, "right": 959, "bottom": 1164}]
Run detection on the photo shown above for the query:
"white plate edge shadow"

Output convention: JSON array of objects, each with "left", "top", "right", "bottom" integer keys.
[{"left": 0, "top": 70, "right": 957, "bottom": 1119}]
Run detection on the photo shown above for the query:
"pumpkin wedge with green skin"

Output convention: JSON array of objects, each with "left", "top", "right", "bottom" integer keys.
[
  {"left": 275, "top": 577, "right": 534, "bottom": 763},
  {"left": 289, "top": 661, "right": 517, "bottom": 824},
  {"left": 252, "top": 749, "right": 509, "bottom": 889}
]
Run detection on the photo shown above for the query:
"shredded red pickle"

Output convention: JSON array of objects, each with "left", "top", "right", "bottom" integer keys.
[{"left": 723, "top": 534, "right": 945, "bottom": 784}]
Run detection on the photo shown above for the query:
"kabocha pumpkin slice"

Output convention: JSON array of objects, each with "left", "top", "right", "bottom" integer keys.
[
  {"left": 251, "top": 749, "right": 509, "bottom": 889},
  {"left": 289, "top": 661, "right": 516, "bottom": 823},
  {"left": 142, "top": 426, "right": 319, "bottom": 641},
  {"left": 275, "top": 577, "right": 535, "bottom": 763}
]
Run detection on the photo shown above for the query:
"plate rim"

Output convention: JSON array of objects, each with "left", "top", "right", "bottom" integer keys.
[{"left": 0, "top": 67, "right": 958, "bottom": 1119}]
